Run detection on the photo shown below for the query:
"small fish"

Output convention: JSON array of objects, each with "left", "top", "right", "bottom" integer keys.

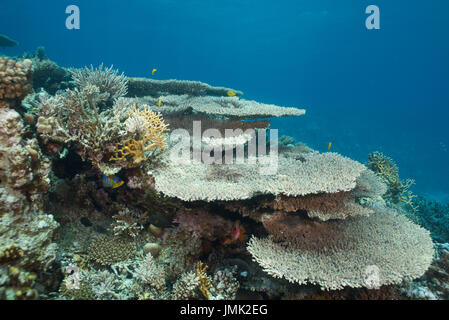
[
  {"left": 152, "top": 68, "right": 157, "bottom": 75},
  {"left": 223, "top": 220, "right": 247, "bottom": 245},
  {"left": 328, "top": 142, "right": 332, "bottom": 150},
  {"left": 148, "top": 214, "right": 173, "bottom": 228},
  {"left": 227, "top": 90, "right": 236, "bottom": 97},
  {"left": 157, "top": 98, "right": 162, "bottom": 107},
  {"left": 100, "top": 174, "right": 124, "bottom": 189},
  {"left": 129, "top": 77, "right": 135, "bottom": 82}
]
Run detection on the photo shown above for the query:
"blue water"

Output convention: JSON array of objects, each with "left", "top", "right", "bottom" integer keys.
[{"left": 1, "top": 0, "right": 448, "bottom": 201}]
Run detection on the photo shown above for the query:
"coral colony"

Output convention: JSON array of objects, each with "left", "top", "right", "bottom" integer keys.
[{"left": 0, "top": 48, "right": 447, "bottom": 301}]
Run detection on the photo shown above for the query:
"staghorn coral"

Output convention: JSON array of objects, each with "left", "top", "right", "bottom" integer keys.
[
  {"left": 58, "top": 84, "right": 120, "bottom": 165},
  {"left": 39, "top": 78, "right": 166, "bottom": 173},
  {"left": 247, "top": 208, "right": 434, "bottom": 291},
  {"left": 172, "top": 270, "right": 200, "bottom": 300},
  {"left": 109, "top": 104, "right": 169, "bottom": 166},
  {"left": 134, "top": 253, "right": 167, "bottom": 294},
  {"left": 70, "top": 64, "right": 128, "bottom": 104},
  {"left": 87, "top": 236, "right": 136, "bottom": 266},
  {"left": 0, "top": 57, "right": 33, "bottom": 107}
]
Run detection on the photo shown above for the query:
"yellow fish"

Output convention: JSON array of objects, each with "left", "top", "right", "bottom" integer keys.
[
  {"left": 227, "top": 90, "right": 236, "bottom": 97},
  {"left": 157, "top": 98, "right": 162, "bottom": 107},
  {"left": 129, "top": 77, "right": 134, "bottom": 82},
  {"left": 328, "top": 142, "right": 332, "bottom": 150},
  {"left": 100, "top": 174, "right": 124, "bottom": 189},
  {"left": 152, "top": 68, "right": 157, "bottom": 75}
]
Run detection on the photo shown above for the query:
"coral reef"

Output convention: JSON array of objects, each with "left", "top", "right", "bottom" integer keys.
[
  {"left": 405, "top": 243, "right": 449, "bottom": 300},
  {"left": 70, "top": 64, "right": 128, "bottom": 106},
  {"left": 152, "top": 151, "right": 366, "bottom": 201},
  {"left": 87, "top": 236, "right": 136, "bottom": 266},
  {"left": 109, "top": 104, "right": 168, "bottom": 166},
  {"left": 127, "top": 77, "right": 243, "bottom": 98},
  {"left": 0, "top": 57, "right": 33, "bottom": 108},
  {"left": 413, "top": 196, "right": 449, "bottom": 243},
  {"left": 247, "top": 208, "right": 434, "bottom": 290},
  {"left": 0, "top": 54, "right": 438, "bottom": 301},
  {"left": 0, "top": 60, "right": 59, "bottom": 300},
  {"left": 367, "top": 151, "right": 417, "bottom": 212}
]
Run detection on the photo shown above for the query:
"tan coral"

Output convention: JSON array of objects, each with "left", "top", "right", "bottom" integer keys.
[
  {"left": 87, "top": 236, "right": 135, "bottom": 266},
  {"left": 110, "top": 104, "right": 168, "bottom": 165},
  {"left": 0, "top": 57, "right": 32, "bottom": 105},
  {"left": 247, "top": 208, "right": 434, "bottom": 291}
]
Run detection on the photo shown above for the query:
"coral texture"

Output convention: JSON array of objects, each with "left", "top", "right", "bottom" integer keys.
[
  {"left": 87, "top": 236, "right": 136, "bottom": 266},
  {"left": 247, "top": 209, "right": 434, "bottom": 290},
  {"left": 153, "top": 151, "right": 366, "bottom": 201},
  {"left": 127, "top": 77, "right": 243, "bottom": 97},
  {"left": 0, "top": 57, "right": 32, "bottom": 107}
]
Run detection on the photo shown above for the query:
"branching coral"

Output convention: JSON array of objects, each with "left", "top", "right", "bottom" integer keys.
[
  {"left": 35, "top": 72, "right": 166, "bottom": 172},
  {"left": 367, "top": 151, "right": 418, "bottom": 212},
  {"left": 110, "top": 208, "right": 144, "bottom": 238},
  {"left": 109, "top": 104, "right": 168, "bottom": 165},
  {"left": 195, "top": 262, "right": 212, "bottom": 300},
  {"left": 70, "top": 64, "right": 128, "bottom": 104}
]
